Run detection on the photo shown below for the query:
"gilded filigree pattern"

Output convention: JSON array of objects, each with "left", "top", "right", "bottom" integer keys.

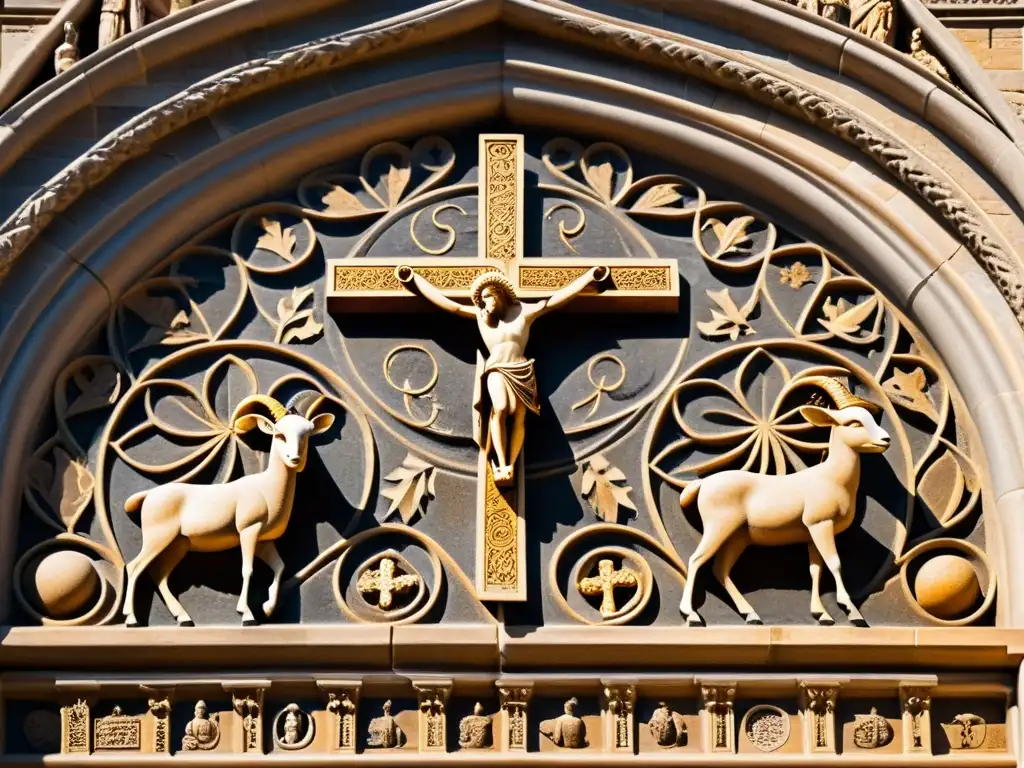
[
  {"left": 334, "top": 265, "right": 492, "bottom": 292},
  {"left": 483, "top": 139, "right": 520, "bottom": 261},
  {"left": 518, "top": 266, "right": 672, "bottom": 291},
  {"left": 482, "top": 465, "right": 519, "bottom": 591}
]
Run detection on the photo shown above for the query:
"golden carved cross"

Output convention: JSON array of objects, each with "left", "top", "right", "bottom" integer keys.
[
  {"left": 356, "top": 557, "right": 420, "bottom": 610},
  {"left": 327, "top": 135, "right": 678, "bottom": 601},
  {"left": 577, "top": 558, "right": 640, "bottom": 618}
]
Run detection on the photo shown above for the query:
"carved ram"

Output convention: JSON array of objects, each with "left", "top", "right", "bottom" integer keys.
[
  {"left": 122, "top": 391, "right": 334, "bottom": 626},
  {"left": 678, "top": 377, "right": 890, "bottom": 627}
]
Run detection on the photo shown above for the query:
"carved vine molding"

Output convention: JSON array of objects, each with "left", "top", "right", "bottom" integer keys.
[{"left": 0, "top": 0, "right": 1020, "bottom": 328}]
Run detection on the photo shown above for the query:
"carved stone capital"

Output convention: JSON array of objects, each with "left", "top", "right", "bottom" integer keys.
[
  {"left": 899, "top": 683, "right": 933, "bottom": 754},
  {"left": 800, "top": 682, "right": 839, "bottom": 754},
  {"left": 319, "top": 680, "right": 361, "bottom": 753},
  {"left": 225, "top": 685, "right": 267, "bottom": 754},
  {"left": 601, "top": 682, "right": 636, "bottom": 752},
  {"left": 413, "top": 680, "right": 452, "bottom": 752},
  {"left": 699, "top": 682, "right": 736, "bottom": 754},
  {"left": 497, "top": 682, "right": 534, "bottom": 752}
]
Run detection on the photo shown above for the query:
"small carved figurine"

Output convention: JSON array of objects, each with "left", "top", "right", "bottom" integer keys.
[
  {"left": 853, "top": 708, "right": 893, "bottom": 749},
  {"left": 540, "top": 698, "right": 587, "bottom": 749},
  {"left": 99, "top": 0, "right": 127, "bottom": 48},
  {"left": 182, "top": 701, "right": 220, "bottom": 751},
  {"left": 459, "top": 703, "right": 493, "bottom": 749},
  {"left": 54, "top": 23, "right": 79, "bottom": 75},
  {"left": 648, "top": 702, "right": 687, "bottom": 747},
  {"left": 367, "top": 700, "right": 404, "bottom": 749},
  {"left": 274, "top": 703, "right": 314, "bottom": 750},
  {"left": 910, "top": 29, "right": 951, "bottom": 82}
]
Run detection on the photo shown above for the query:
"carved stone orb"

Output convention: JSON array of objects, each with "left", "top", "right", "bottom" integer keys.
[
  {"left": 914, "top": 555, "right": 980, "bottom": 619},
  {"left": 30, "top": 551, "right": 98, "bottom": 619}
]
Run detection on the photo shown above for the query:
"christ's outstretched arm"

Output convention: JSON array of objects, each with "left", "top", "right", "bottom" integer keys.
[
  {"left": 395, "top": 265, "right": 476, "bottom": 319},
  {"left": 527, "top": 265, "right": 609, "bottom": 317}
]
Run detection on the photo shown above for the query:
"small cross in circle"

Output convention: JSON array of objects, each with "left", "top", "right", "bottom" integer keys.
[
  {"left": 356, "top": 557, "right": 420, "bottom": 610},
  {"left": 577, "top": 558, "right": 640, "bottom": 618}
]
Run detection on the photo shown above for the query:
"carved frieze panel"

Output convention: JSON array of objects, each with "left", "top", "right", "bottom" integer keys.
[{"left": 9, "top": 129, "right": 992, "bottom": 631}]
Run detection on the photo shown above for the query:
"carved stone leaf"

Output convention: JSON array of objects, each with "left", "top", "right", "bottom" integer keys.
[
  {"left": 883, "top": 366, "right": 938, "bottom": 421},
  {"left": 818, "top": 295, "right": 878, "bottom": 335},
  {"left": 66, "top": 363, "right": 122, "bottom": 417},
  {"left": 704, "top": 215, "right": 754, "bottom": 257},
  {"left": 919, "top": 451, "right": 966, "bottom": 525},
  {"left": 696, "top": 288, "right": 755, "bottom": 341},
  {"left": 582, "top": 454, "right": 637, "bottom": 523},
  {"left": 124, "top": 291, "right": 204, "bottom": 352},
  {"left": 277, "top": 287, "right": 314, "bottom": 324},
  {"left": 386, "top": 164, "right": 410, "bottom": 208},
  {"left": 587, "top": 161, "right": 615, "bottom": 200},
  {"left": 381, "top": 453, "right": 436, "bottom": 524},
  {"left": 256, "top": 218, "right": 297, "bottom": 262},
  {"left": 28, "top": 446, "right": 94, "bottom": 531},
  {"left": 280, "top": 311, "right": 324, "bottom": 344},
  {"left": 323, "top": 184, "right": 368, "bottom": 214},
  {"left": 631, "top": 183, "right": 683, "bottom": 213}
]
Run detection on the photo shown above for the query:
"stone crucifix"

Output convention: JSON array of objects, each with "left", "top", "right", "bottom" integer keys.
[{"left": 328, "top": 135, "right": 678, "bottom": 600}]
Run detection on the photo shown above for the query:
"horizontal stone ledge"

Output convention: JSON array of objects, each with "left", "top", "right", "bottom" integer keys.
[
  {"left": 2, "top": 625, "right": 1023, "bottom": 671},
  {"left": 0, "top": 754, "right": 1016, "bottom": 767}
]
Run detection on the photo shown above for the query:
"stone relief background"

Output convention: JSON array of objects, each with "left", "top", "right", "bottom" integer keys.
[{"left": 12, "top": 127, "right": 992, "bottom": 628}]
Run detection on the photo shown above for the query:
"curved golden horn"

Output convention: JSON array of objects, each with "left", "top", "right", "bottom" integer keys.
[
  {"left": 794, "top": 375, "right": 881, "bottom": 414},
  {"left": 230, "top": 394, "right": 288, "bottom": 431}
]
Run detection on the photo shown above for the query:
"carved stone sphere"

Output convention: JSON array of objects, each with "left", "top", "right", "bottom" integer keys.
[
  {"left": 30, "top": 551, "right": 98, "bottom": 619},
  {"left": 914, "top": 555, "right": 980, "bottom": 620}
]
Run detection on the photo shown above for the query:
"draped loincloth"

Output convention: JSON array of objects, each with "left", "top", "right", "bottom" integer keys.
[{"left": 472, "top": 355, "right": 541, "bottom": 449}]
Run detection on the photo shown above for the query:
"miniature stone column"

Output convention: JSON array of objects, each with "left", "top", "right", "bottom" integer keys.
[
  {"left": 700, "top": 683, "right": 736, "bottom": 754},
  {"left": 601, "top": 682, "right": 636, "bottom": 753},
  {"left": 497, "top": 683, "right": 533, "bottom": 752},
  {"left": 57, "top": 685, "right": 98, "bottom": 755},
  {"left": 320, "top": 681, "right": 361, "bottom": 754},
  {"left": 800, "top": 682, "right": 839, "bottom": 754},
  {"left": 225, "top": 684, "right": 267, "bottom": 754},
  {"left": 413, "top": 680, "right": 452, "bottom": 752},
  {"left": 900, "top": 683, "right": 933, "bottom": 754},
  {"left": 141, "top": 685, "right": 174, "bottom": 755}
]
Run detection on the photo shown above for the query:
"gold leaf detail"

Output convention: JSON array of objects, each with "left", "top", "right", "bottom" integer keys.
[
  {"left": 581, "top": 454, "right": 637, "bottom": 524},
  {"left": 703, "top": 215, "right": 754, "bottom": 258},
  {"left": 381, "top": 453, "right": 436, "bottom": 524},
  {"left": 256, "top": 218, "right": 297, "bottom": 263},
  {"left": 818, "top": 295, "right": 879, "bottom": 336},
  {"left": 696, "top": 288, "right": 755, "bottom": 341},
  {"left": 779, "top": 262, "right": 812, "bottom": 290}
]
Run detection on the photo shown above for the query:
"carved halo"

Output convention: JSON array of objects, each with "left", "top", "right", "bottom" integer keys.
[{"left": 470, "top": 271, "right": 519, "bottom": 308}]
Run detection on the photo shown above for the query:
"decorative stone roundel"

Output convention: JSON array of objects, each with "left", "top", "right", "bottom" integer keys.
[{"left": 742, "top": 706, "right": 790, "bottom": 752}]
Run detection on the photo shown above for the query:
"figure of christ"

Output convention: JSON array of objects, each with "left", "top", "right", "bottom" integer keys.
[{"left": 395, "top": 264, "right": 609, "bottom": 484}]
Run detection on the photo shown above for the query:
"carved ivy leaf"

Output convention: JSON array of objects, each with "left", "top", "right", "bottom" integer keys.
[
  {"left": 381, "top": 453, "right": 436, "bottom": 524},
  {"left": 277, "top": 286, "right": 314, "bottom": 324},
  {"left": 256, "top": 218, "right": 297, "bottom": 263},
  {"left": 66, "top": 363, "right": 122, "bottom": 417},
  {"left": 27, "top": 446, "right": 94, "bottom": 531},
  {"left": 883, "top": 366, "right": 938, "bottom": 421},
  {"left": 323, "top": 184, "right": 368, "bottom": 214},
  {"left": 703, "top": 215, "right": 755, "bottom": 258},
  {"left": 386, "top": 164, "right": 410, "bottom": 208},
  {"left": 124, "top": 290, "right": 205, "bottom": 352},
  {"left": 586, "top": 161, "right": 615, "bottom": 201},
  {"left": 581, "top": 453, "right": 637, "bottom": 524},
  {"left": 630, "top": 183, "right": 683, "bottom": 214},
  {"left": 696, "top": 288, "right": 755, "bottom": 341},
  {"left": 818, "top": 295, "right": 878, "bottom": 336}
]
